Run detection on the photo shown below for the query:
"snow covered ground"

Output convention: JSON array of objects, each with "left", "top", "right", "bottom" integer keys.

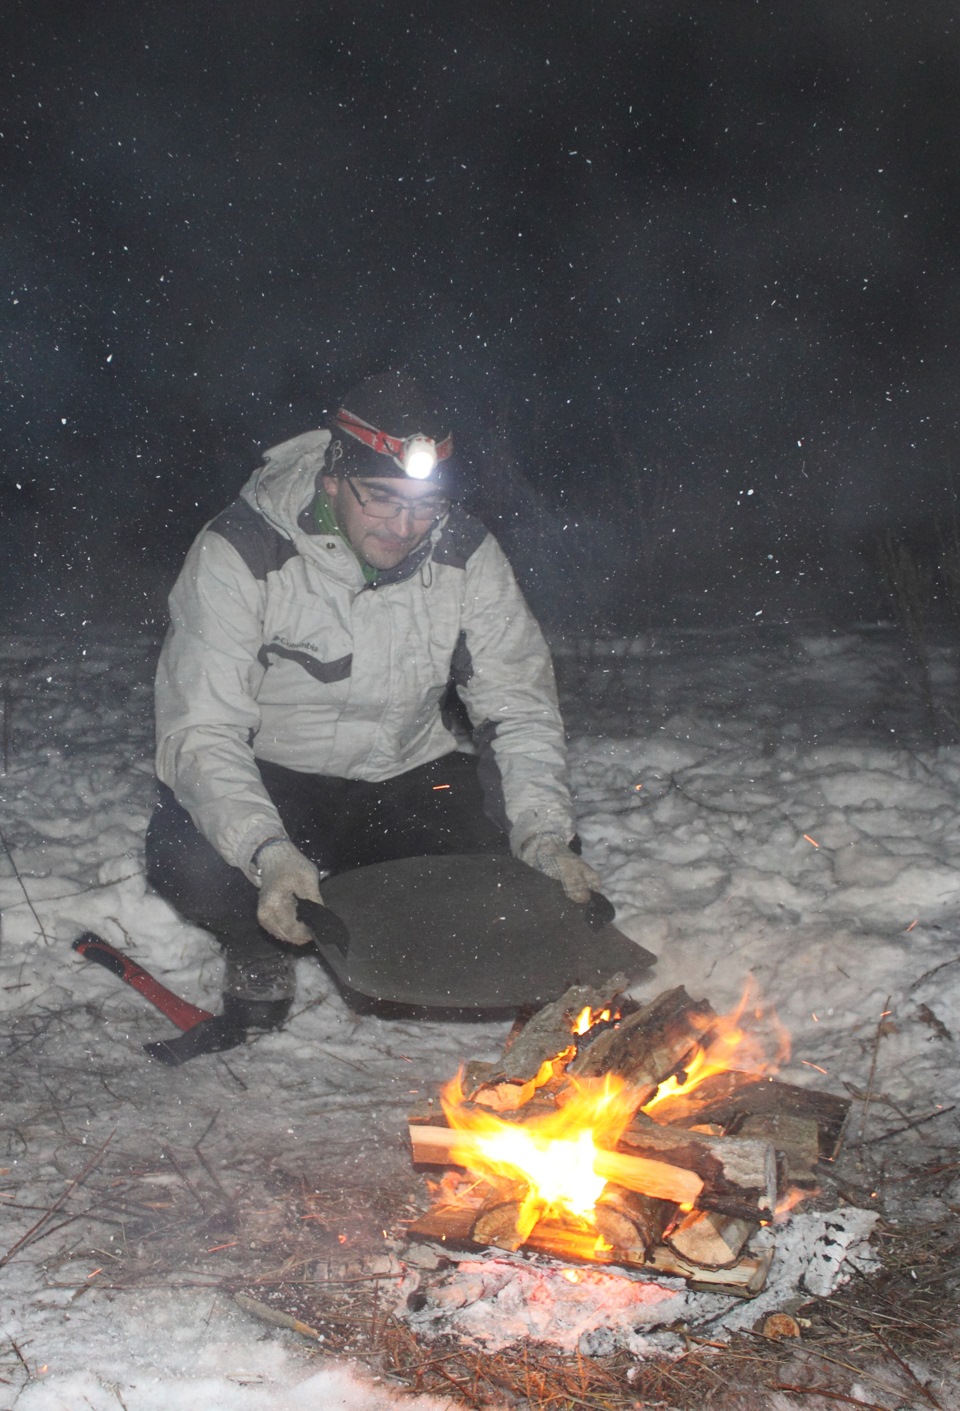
[{"left": 2, "top": 622, "right": 959, "bottom": 1408}]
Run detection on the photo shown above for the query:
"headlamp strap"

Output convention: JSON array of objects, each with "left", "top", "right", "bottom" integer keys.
[{"left": 333, "top": 408, "right": 453, "bottom": 467}]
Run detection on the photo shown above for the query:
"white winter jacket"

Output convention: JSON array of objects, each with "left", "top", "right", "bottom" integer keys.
[{"left": 155, "top": 430, "right": 575, "bottom": 878}]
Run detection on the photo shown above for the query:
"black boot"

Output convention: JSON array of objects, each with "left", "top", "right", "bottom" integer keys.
[{"left": 222, "top": 950, "right": 296, "bottom": 1030}]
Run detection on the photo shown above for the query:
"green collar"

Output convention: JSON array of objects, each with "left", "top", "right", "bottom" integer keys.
[{"left": 312, "top": 490, "right": 379, "bottom": 583}]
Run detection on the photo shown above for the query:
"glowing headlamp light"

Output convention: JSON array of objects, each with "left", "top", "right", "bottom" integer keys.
[
  {"left": 401, "top": 434, "right": 439, "bottom": 480},
  {"left": 333, "top": 408, "right": 453, "bottom": 480}
]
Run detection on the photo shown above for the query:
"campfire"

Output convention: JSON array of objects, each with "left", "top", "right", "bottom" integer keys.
[{"left": 407, "top": 981, "right": 850, "bottom": 1296}]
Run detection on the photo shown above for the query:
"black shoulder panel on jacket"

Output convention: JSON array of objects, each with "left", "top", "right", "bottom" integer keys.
[
  {"left": 431, "top": 508, "right": 488, "bottom": 570},
  {"left": 208, "top": 499, "right": 299, "bottom": 582}
]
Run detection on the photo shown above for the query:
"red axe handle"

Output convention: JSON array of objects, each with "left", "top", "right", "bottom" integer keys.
[{"left": 72, "top": 933, "right": 214, "bottom": 1031}]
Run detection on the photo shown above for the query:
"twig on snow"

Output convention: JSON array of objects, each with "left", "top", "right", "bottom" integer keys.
[
  {"left": 0, "top": 1129, "right": 114, "bottom": 1269},
  {"left": 233, "top": 1291, "right": 324, "bottom": 1341},
  {"left": 857, "top": 994, "right": 892, "bottom": 1150},
  {"left": 9, "top": 1338, "right": 31, "bottom": 1376},
  {"left": 772, "top": 1383, "right": 891, "bottom": 1411},
  {"left": 863, "top": 1104, "right": 957, "bottom": 1147},
  {"left": 909, "top": 955, "right": 960, "bottom": 992},
  {"left": 0, "top": 826, "right": 51, "bottom": 945},
  {"left": 748, "top": 1331, "right": 907, "bottom": 1401},
  {"left": 160, "top": 1147, "right": 209, "bottom": 1214},
  {"left": 193, "top": 1143, "right": 231, "bottom": 1203},
  {"left": 0, "top": 872, "right": 142, "bottom": 910},
  {"left": 873, "top": 1328, "right": 943, "bottom": 1410}
]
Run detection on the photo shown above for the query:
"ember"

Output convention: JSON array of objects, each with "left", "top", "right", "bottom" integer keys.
[{"left": 407, "top": 981, "right": 851, "bottom": 1296}]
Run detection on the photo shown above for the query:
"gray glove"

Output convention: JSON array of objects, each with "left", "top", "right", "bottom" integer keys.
[
  {"left": 255, "top": 839, "right": 324, "bottom": 946},
  {"left": 516, "top": 832, "right": 601, "bottom": 904}
]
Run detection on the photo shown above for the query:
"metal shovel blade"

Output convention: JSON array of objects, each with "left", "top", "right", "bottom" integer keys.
[{"left": 301, "top": 853, "right": 656, "bottom": 1010}]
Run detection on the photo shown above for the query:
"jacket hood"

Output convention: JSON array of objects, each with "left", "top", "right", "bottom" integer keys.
[{"left": 238, "top": 430, "right": 332, "bottom": 541}]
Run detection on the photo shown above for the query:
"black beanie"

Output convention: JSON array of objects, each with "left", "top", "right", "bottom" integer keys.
[{"left": 330, "top": 370, "right": 453, "bottom": 481}]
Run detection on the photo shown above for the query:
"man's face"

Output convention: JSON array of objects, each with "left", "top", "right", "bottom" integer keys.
[{"left": 321, "top": 474, "right": 447, "bottom": 571}]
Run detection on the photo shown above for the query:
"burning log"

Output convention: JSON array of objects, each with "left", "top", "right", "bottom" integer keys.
[
  {"left": 409, "top": 1116, "right": 774, "bottom": 1221},
  {"left": 660, "top": 1072, "right": 850, "bottom": 1167},
  {"left": 406, "top": 1199, "right": 776, "bottom": 1297},
  {"left": 405, "top": 984, "right": 850, "bottom": 1301},
  {"left": 593, "top": 1185, "right": 676, "bottom": 1260},
  {"left": 565, "top": 986, "right": 718, "bottom": 1102},
  {"left": 462, "top": 1069, "right": 537, "bottom": 1113},
  {"left": 471, "top": 1180, "right": 536, "bottom": 1251},
  {"left": 465, "top": 977, "right": 629, "bottom": 1096},
  {"left": 407, "top": 1120, "right": 705, "bottom": 1205}
]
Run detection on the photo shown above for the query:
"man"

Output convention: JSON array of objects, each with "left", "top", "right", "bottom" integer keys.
[{"left": 146, "top": 371, "right": 598, "bottom": 1031}]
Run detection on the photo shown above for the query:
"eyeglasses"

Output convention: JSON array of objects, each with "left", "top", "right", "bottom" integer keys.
[{"left": 344, "top": 476, "right": 450, "bottom": 523}]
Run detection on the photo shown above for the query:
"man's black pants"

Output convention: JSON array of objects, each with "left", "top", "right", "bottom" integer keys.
[{"left": 144, "top": 752, "right": 509, "bottom": 974}]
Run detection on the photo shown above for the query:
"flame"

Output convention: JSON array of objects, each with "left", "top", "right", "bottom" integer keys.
[
  {"left": 473, "top": 1005, "right": 615, "bottom": 1113},
  {"left": 643, "top": 978, "right": 790, "bottom": 1117},
  {"left": 573, "top": 1005, "right": 611, "bottom": 1035},
  {"left": 432, "top": 979, "right": 794, "bottom": 1246},
  {"left": 774, "top": 1185, "right": 812, "bottom": 1221},
  {"left": 474, "top": 1050, "right": 574, "bottom": 1112},
  {"left": 441, "top": 1070, "right": 638, "bottom": 1227}
]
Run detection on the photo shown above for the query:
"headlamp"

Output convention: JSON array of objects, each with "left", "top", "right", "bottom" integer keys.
[
  {"left": 333, "top": 408, "right": 453, "bottom": 480},
  {"left": 401, "top": 434, "right": 439, "bottom": 480}
]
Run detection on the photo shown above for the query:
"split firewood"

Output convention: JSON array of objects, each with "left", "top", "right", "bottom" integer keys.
[
  {"left": 407, "top": 1201, "right": 478, "bottom": 1244},
  {"left": 407, "top": 1095, "right": 560, "bottom": 1141},
  {"left": 592, "top": 1148, "right": 703, "bottom": 1204},
  {"left": 407, "top": 1096, "right": 570, "bottom": 1156},
  {"left": 593, "top": 1184, "right": 676, "bottom": 1260},
  {"left": 656, "top": 1071, "right": 850, "bottom": 1162},
  {"left": 460, "top": 1059, "right": 498, "bottom": 1095},
  {"left": 490, "top": 977, "right": 630, "bottom": 1086},
  {"left": 408, "top": 1117, "right": 467, "bottom": 1167},
  {"left": 565, "top": 986, "right": 717, "bottom": 1104},
  {"left": 518, "top": 1219, "right": 776, "bottom": 1297},
  {"left": 446, "top": 1058, "right": 554, "bottom": 1109},
  {"left": 470, "top": 1076, "right": 548, "bottom": 1113},
  {"left": 403, "top": 1199, "right": 775, "bottom": 1298},
  {"left": 591, "top": 1204, "right": 643, "bottom": 1259},
  {"left": 501, "top": 1005, "right": 537, "bottom": 1054},
  {"left": 407, "top": 1116, "right": 774, "bottom": 1216},
  {"left": 617, "top": 1119, "right": 777, "bottom": 1220},
  {"left": 665, "top": 1208, "right": 756, "bottom": 1269},
  {"left": 470, "top": 1180, "right": 537, "bottom": 1251},
  {"left": 471, "top": 1200, "right": 529, "bottom": 1250},
  {"left": 408, "top": 1198, "right": 607, "bottom": 1260},
  {"left": 458, "top": 1059, "right": 553, "bottom": 1113},
  {"left": 645, "top": 1239, "right": 775, "bottom": 1298},
  {"left": 735, "top": 1112, "right": 821, "bottom": 1185}
]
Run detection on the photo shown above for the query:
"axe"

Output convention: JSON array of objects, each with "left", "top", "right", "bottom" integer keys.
[{"left": 72, "top": 934, "right": 243, "bottom": 1065}]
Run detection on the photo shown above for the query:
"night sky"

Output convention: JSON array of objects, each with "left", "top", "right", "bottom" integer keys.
[{"left": 2, "top": 1, "right": 958, "bottom": 630}]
